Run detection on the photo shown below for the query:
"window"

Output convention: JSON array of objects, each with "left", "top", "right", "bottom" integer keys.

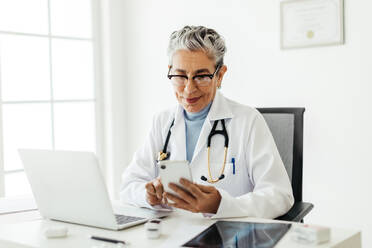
[{"left": 0, "top": 0, "right": 100, "bottom": 197}]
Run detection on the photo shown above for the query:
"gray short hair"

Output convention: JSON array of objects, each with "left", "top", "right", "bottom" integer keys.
[{"left": 167, "top": 26, "right": 226, "bottom": 67}]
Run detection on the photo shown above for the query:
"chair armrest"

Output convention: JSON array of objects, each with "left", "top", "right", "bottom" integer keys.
[{"left": 275, "top": 202, "right": 314, "bottom": 222}]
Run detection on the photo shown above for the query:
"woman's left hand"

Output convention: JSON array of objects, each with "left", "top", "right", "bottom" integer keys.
[{"left": 163, "top": 178, "right": 221, "bottom": 214}]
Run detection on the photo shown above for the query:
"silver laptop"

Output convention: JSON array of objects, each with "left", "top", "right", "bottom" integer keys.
[{"left": 18, "top": 149, "right": 169, "bottom": 230}]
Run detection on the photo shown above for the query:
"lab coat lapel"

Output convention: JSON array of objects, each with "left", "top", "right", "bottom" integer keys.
[
  {"left": 191, "top": 114, "right": 212, "bottom": 162},
  {"left": 191, "top": 91, "right": 234, "bottom": 162},
  {"left": 170, "top": 104, "right": 186, "bottom": 160}
]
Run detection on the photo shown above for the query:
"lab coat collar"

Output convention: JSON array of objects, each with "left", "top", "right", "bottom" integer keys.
[
  {"left": 207, "top": 90, "right": 234, "bottom": 121},
  {"left": 172, "top": 104, "right": 187, "bottom": 160}
]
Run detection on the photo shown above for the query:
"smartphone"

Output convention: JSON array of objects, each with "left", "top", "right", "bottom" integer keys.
[{"left": 158, "top": 160, "right": 193, "bottom": 202}]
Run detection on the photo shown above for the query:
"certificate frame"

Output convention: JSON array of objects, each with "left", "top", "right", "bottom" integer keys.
[{"left": 280, "top": 0, "right": 344, "bottom": 49}]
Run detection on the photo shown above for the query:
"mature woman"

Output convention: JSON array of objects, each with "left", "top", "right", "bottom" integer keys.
[{"left": 120, "top": 26, "right": 294, "bottom": 218}]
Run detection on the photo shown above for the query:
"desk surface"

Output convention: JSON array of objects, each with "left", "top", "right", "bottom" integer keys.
[{"left": 0, "top": 207, "right": 361, "bottom": 248}]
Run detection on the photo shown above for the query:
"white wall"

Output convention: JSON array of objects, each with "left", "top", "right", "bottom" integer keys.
[{"left": 102, "top": 0, "right": 372, "bottom": 246}]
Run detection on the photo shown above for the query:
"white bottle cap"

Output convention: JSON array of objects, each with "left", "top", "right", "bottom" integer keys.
[{"left": 145, "top": 219, "right": 162, "bottom": 239}]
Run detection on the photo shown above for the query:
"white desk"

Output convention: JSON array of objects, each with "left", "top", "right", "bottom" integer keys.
[{"left": 0, "top": 208, "right": 361, "bottom": 248}]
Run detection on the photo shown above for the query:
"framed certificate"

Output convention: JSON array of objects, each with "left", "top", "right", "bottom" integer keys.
[{"left": 280, "top": 0, "right": 344, "bottom": 49}]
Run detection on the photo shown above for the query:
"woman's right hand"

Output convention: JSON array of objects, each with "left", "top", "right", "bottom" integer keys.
[{"left": 145, "top": 177, "right": 164, "bottom": 206}]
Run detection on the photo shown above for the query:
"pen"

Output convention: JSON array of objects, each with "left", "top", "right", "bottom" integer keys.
[
  {"left": 90, "top": 235, "right": 126, "bottom": 245},
  {"left": 231, "top": 158, "right": 235, "bottom": 175}
]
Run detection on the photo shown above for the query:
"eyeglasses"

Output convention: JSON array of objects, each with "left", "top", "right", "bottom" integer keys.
[{"left": 167, "top": 64, "right": 221, "bottom": 87}]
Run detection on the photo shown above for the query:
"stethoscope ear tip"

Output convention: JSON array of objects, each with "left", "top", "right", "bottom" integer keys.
[
  {"left": 200, "top": 176, "right": 208, "bottom": 181},
  {"left": 219, "top": 174, "right": 225, "bottom": 180}
]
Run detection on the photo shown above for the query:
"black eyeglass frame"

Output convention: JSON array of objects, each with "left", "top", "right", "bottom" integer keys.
[{"left": 167, "top": 63, "right": 222, "bottom": 83}]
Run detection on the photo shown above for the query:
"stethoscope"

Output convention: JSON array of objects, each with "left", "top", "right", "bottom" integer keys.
[{"left": 157, "top": 118, "right": 229, "bottom": 183}]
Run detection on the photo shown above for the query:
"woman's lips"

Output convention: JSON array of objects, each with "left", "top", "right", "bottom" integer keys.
[{"left": 186, "top": 96, "right": 201, "bottom": 104}]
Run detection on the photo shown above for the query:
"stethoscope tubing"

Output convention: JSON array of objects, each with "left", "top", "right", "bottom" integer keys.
[{"left": 159, "top": 118, "right": 229, "bottom": 183}]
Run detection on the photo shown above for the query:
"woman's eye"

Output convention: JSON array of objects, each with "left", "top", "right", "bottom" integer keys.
[{"left": 171, "top": 75, "right": 186, "bottom": 80}]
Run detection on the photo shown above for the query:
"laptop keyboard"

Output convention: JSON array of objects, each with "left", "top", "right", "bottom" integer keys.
[{"left": 115, "top": 214, "right": 146, "bottom": 225}]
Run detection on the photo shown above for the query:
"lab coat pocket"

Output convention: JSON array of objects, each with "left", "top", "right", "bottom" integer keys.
[{"left": 221, "top": 162, "right": 234, "bottom": 177}]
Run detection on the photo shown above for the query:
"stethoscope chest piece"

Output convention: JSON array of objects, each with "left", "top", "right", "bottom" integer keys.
[{"left": 157, "top": 151, "right": 169, "bottom": 162}]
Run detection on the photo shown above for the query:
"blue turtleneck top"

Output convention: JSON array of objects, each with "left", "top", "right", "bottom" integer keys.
[{"left": 183, "top": 102, "right": 212, "bottom": 162}]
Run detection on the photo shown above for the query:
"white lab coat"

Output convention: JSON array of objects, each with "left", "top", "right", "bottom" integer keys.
[{"left": 120, "top": 91, "right": 294, "bottom": 219}]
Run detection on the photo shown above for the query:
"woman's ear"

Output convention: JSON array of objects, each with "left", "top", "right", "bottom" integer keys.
[{"left": 217, "top": 65, "right": 228, "bottom": 86}]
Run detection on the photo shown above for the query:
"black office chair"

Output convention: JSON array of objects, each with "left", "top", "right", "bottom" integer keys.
[{"left": 256, "top": 108, "right": 313, "bottom": 222}]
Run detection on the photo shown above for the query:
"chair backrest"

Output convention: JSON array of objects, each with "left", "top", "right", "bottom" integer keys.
[{"left": 256, "top": 108, "right": 305, "bottom": 203}]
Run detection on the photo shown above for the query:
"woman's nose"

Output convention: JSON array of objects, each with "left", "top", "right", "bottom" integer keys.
[{"left": 184, "top": 78, "right": 197, "bottom": 93}]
